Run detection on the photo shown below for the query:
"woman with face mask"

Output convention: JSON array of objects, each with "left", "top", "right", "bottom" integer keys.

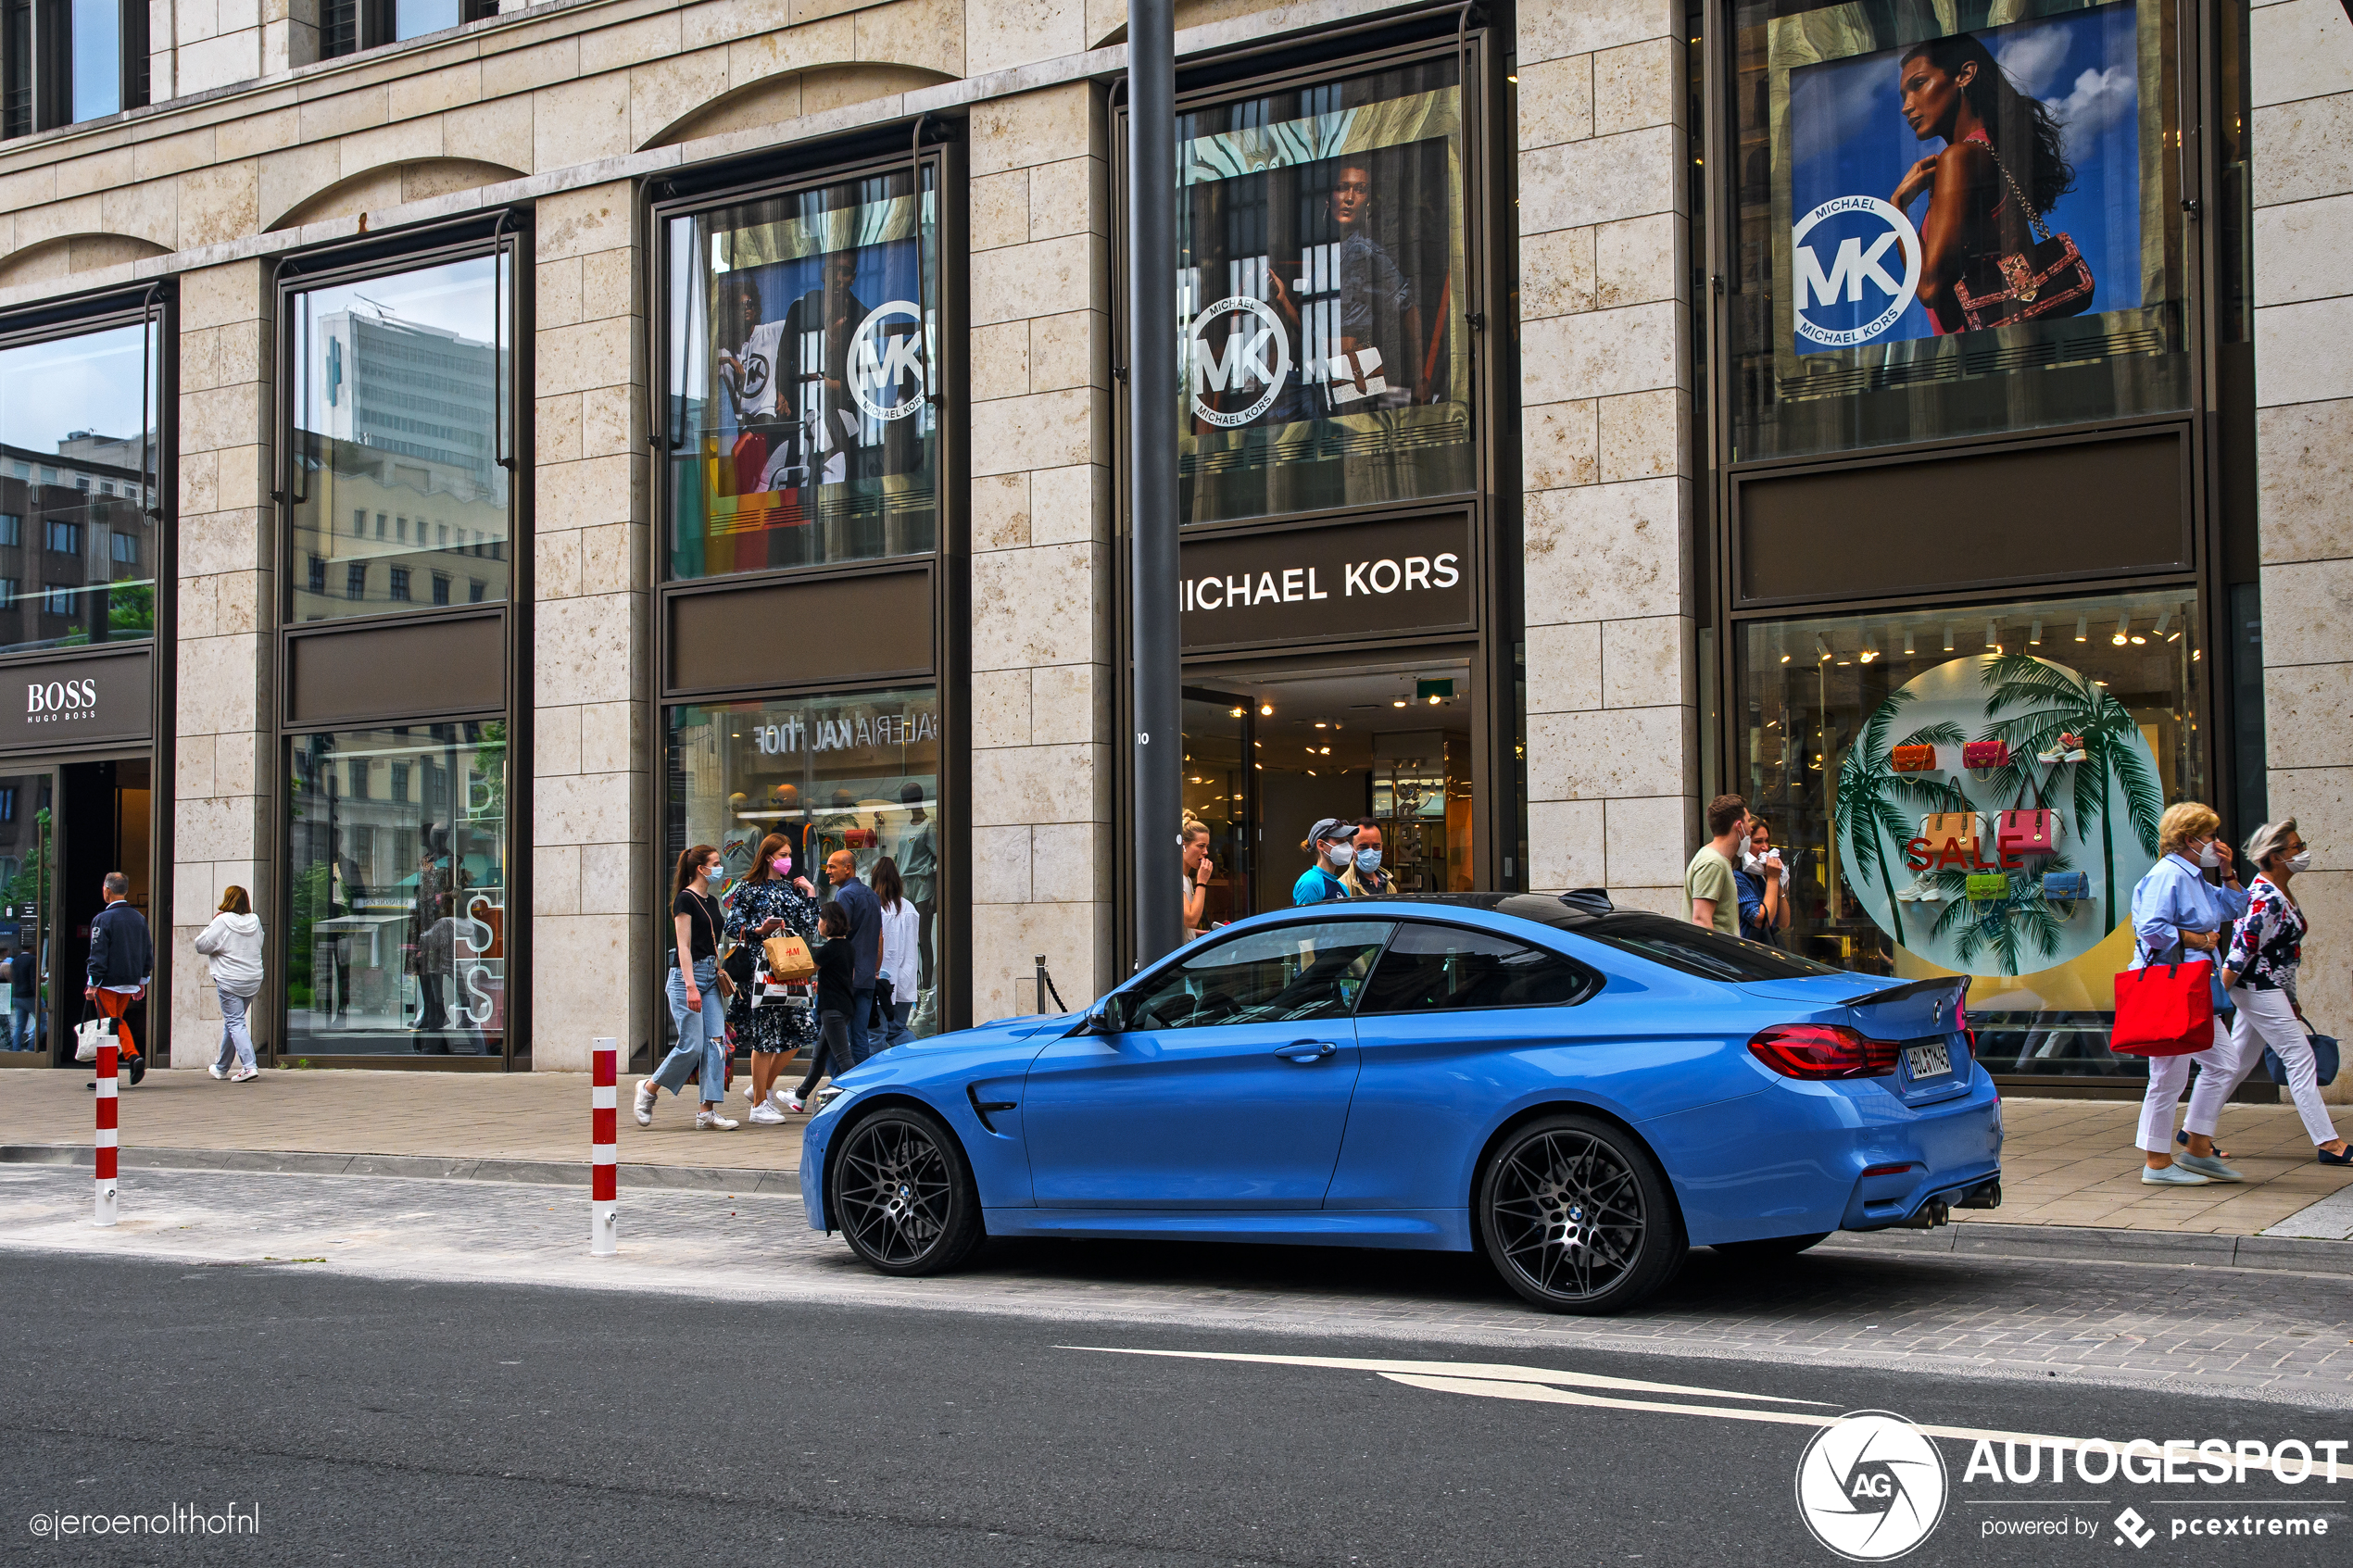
[
  {"left": 2212, "top": 821, "right": 2350, "bottom": 1164},
  {"left": 2126, "top": 802, "right": 2251, "bottom": 1185},
  {"left": 1342, "top": 818, "right": 1393, "bottom": 897},
  {"left": 724, "top": 832, "right": 819, "bottom": 1123},
  {"left": 1293, "top": 818, "right": 1359, "bottom": 906}
]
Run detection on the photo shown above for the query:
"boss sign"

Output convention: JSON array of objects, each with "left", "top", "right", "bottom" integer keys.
[
  {"left": 25, "top": 678, "right": 98, "bottom": 721},
  {"left": 1791, "top": 196, "right": 1923, "bottom": 351}
]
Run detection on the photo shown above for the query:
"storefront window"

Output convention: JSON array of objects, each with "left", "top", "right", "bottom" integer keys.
[
  {"left": 285, "top": 723, "right": 508, "bottom": 1057},
  {"left": 0, "top": 320, "right": 159, "bottom": 654},
  {"left": 1738, "top": 589, "right": 2202, "bottom": 1078},
  {"left": 1176, "top": 55, "right": 1473, "bottom": 524},
  {"left": 1728, "top": 0, "right": 2190, "bottom": 461},
  {"left": 666, "top": 686, "right": 940, "bottom": 1036},
  {"left": 665, "top": 167, "right": 938, "bottom": 581},
  {"left": 288, "top": 256, "right": 512, "bottom": 623}
]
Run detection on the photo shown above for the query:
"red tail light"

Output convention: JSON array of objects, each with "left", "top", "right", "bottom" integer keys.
[{"left": 1748, "top": 1024, "right": 1900, "bottom": 1080}]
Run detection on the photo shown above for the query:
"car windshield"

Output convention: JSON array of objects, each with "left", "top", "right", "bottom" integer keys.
[{"left": 1572, "top": 913, "right": 1843, "bottom": 984}]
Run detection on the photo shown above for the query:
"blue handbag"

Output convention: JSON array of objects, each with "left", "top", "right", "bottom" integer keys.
[
  {"left": 2043, "top": 871, "right": 2090, "bottom": 901},
  {"left": 2266, "top": 1022, "right": 2340, "bottom": 1089}
]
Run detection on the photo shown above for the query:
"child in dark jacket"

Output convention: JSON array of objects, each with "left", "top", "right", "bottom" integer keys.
[{"left": 785, "top": 902, "right": 862, "bottom": 1113}]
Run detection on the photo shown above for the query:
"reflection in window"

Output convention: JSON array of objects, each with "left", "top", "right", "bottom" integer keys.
[
  {"left": 1126, "top": 922, "right": 1392, "bottom": 1028},
  {"left": 0, "top": 321, "right": 158, "bottom": 652},
  {"left": 668, "top": 687, "right": 942, "bottom": 1037},
  {"left": 665, "top": 166, "right": 938, "bottom": 581},
  {"left": 1176, "top": 55, "right": 1473, "bottom": 524},
  {"left": 1357, "top": 922, "right": 1596, "bottom": 1012},
  {"left": 1728, "top": 0, "right": 2189, "bottom": 460},
  {"left": 285, "top": 723, "right": 507, "bottom": 1058},
  {"left": 289, "top": 256, "right": 511, "bottom": 622},
  {"left": 1738, "top": 589, "right": 2202, "bottom": 1079}
]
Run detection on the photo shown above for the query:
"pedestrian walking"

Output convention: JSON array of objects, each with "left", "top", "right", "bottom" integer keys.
[
  {"left": 6, "top": 939, "right": 31, "bottom": 1051},
  {"left": 2212, "top": 820, "right": 2350, "bottom": 1164},
  {"left": 725, "top": 832, "right": 819, "bottom": 1124},
  {"left": 784, "top": 900, "right": 862, "bottom": 1111},
  {"left": 1685, "top": 796, "right": 1749, "bottom": 935},
  {"left": 1342, "top": 817, "right": 1394, "bottom": 897},
  {"left": 634, "top": 845, "right": 737, "bottom": 1130},
  {"left": 874, "top": 856, "right": 920, "bottom": 1047},
  {"left": 1293, "top": 818, "right": 1358, "bottom": 906},
  {"left": 84, "top": 872, "right": 150, "bottom": 1088},
  {"left": 824, "top": 849, "right": 883, "bottom": 1065},
  {"left": 194, "top": 885, "right": 264, "bottom": 1082},
  {"left": 2126, "top": 802, "right": 2248, "bottom": 1185},
  {"left": 1737, "top": 817, "right": 1788, "bottom": 946}
]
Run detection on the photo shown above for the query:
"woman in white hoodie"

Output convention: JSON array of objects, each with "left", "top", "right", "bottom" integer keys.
[{"left": 195, "top": 886, "right": 264, "bottom": 1082}]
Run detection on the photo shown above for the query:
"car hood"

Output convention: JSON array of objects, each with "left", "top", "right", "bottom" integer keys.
[{"left": 832, "top": 1011, "right": 1074, "bottom": 1085}]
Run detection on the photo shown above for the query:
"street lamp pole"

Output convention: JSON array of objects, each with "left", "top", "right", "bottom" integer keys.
[{"left": 1127, "top": 0, "right": 1182, "bottom": 964}]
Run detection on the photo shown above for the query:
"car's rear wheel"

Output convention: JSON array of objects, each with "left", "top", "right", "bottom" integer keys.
[
  {"left": 1713, "top": 1232, "right": 1831, "bottom": 1262},
  {"left": 830, "top": 1105, "right": 983, "bottom": 1276},
  {"left": 1476, "top": 1112, "right": 1684, "bottom": 1315}
]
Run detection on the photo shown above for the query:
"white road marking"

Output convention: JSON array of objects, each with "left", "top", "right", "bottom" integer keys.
[{"left": 1061, "top": 1347, "right": 1832, "bottom": 1405}]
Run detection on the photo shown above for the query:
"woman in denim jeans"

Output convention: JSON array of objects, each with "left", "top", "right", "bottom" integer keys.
[
  {"left": 635, "top": 845, "right": 738, "bottom": 1130},
  {"left": 195, "top": 885, "right": 264, "bottom": 1082}
]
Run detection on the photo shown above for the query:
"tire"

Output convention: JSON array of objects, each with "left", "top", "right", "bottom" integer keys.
[
  {"left": 1475, "top": 1112, "right": 1685, "bottom": 1315},
  {"left": 828, "top": 1104, "right": 984, "bottom": 1276},
  {"left": 1713, "top": 1232, "right": 1831, "bottom": 1262}
]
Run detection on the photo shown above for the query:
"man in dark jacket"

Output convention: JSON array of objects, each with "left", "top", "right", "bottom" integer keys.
[{"left": 85, "top": 872, "right": 152, "bottom": 1086}]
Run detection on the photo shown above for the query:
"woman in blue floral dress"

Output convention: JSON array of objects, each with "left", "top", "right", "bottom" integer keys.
[{"left": 724, "top": 832, "right": 819, "bottom": 1123}]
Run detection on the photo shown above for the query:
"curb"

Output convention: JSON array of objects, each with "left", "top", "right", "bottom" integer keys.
[
  {"left": 0, "top": 1144, "right": 801, "bottom": 1197},
  {"left": 1823, "top": 1221, "right": 2352, "bottom": 1275}
]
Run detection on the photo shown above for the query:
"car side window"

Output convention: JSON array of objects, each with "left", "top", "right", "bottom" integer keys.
[
  {"left": 1122, "top": 922, "right": 1395, "bottom": 1031},
  {"left": 1356, "top": 922, "right": 1599, "bottom": 1014}
]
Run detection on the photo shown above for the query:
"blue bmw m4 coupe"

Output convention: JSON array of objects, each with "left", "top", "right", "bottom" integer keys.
[{"left": 799, "top": 892, "right": 2004, "bottom": 1314}]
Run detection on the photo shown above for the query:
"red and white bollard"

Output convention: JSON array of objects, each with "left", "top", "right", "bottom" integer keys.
[
  {"left": 591, "top": 1038, "right": 617, "bottom": 1255},
  {"left": 94, "top": 1036, "right": 118, "bottom": 1227}
]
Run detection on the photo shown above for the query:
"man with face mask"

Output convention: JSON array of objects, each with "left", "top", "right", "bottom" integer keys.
[
  {"left": 1342, "top": 817, "right": 1393, "bottom": 897},
  {"left": 1293, "top": 818, "right": 1359, "bottom": 906}
]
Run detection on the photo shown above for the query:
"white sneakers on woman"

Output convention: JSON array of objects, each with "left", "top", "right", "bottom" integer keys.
[
  {"left": 634, "top": 1080, "right": 657, "bottom": 1126},
  {"left": 695, "top": 1109, "right": 739, "bottom": 1130},
  {"left": 749, "top": 1101, "right": 786, "bottom": 1124}
]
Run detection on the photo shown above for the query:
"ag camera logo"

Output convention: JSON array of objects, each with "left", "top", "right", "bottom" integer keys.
[
  {"left": 1794, "top": 1410, "right": 1948, "bottom": 1561},
  {"left": 1792, "top": 196, "right": 1922, "bottom": 350}
]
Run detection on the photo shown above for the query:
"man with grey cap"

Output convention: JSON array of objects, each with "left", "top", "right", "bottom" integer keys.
[{"left": 1293, "top": 817, "right": 1359, "bottom": 906}]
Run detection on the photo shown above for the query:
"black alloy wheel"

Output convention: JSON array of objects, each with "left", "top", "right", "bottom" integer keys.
[
  {"left": 1476, "top": 1112, "right": 1684, "bottom": 1314},
  {"left": 1714, "top": 1232, "right": 1831, "bottom": 1262},
  {"left": 829, "top": 1105, "right": 983, "bottom": 1276}
]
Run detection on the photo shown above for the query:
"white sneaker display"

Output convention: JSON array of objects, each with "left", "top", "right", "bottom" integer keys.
[{"left": 1895, "top": 875, "right": 1942, "bottom": 903}]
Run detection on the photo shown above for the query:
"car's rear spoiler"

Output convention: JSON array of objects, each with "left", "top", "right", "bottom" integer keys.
[{"left": 1843, "top": 975, "right": 1971, "bottom": 1038}]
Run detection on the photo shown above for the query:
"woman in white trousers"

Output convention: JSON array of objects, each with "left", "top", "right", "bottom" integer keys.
[
  {"left": 2208, "top": 821, "right": 2351, "bottom": 1165},
  {"left": 2127, "top": 802, "right": 2249, "bottom": 1185}
]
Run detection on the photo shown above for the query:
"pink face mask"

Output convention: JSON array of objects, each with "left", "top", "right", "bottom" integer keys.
[{"left": 773, "top": 857, "right": 791, "bottom": 876}]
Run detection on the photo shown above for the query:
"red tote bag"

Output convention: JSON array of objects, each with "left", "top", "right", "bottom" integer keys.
[{"left": 2111, "top": 944, "right": 2219, "bottom": 1058}]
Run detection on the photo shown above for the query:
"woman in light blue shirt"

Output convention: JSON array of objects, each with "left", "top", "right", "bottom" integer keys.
[{"left": 2126, "top": 802, "right": 2249, "bottom": 1185}]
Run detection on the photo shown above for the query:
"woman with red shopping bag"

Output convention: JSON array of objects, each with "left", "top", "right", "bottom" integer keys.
[{"left": 2119, "top": 803, "right": 2249, "bottom": 1185}]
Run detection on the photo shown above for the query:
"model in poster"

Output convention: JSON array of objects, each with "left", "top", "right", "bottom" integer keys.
[
  {"left": 1268, "top": 158, "right": 1423, "bottom": 411},
  {"left": 1888, "top": 33, "right": 2077, "bottom": 333},
  {"left": 713, "top": 251, "right": 875, "bottom": 495}
]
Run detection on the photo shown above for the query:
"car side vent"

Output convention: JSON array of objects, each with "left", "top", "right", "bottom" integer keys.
[{"left": 1557, "top": 887, "right": 1615, "bottom": 916}]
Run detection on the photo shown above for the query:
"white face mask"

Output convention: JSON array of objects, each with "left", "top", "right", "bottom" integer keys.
[
  {"left": 2286, "top": 850, "right": 2313, "bottom": 874},
  {"left": 2196, "top": 841, "right": 2220, "bottom": 870}
]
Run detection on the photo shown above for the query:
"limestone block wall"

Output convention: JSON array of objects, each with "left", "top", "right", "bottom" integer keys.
[
  {"left": 1514, "top": 0, "right": 1696, "bottom": 912},
  {"left": 2250, "top": 0, "right": 2353, "bottom": 1102},
  {"left": 169, "top": 258, "right": 273, "bottom": 1066},
  {"left": 528, "top": 180, "right": 645, "bottom": 1071},
  {"left": 963, "top": 82, "right": 1114, "bottom": 1019}
]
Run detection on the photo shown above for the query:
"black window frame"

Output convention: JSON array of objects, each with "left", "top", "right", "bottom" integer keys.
[
  {"left": 0, "top": 0, "right": 146, "bottom": 138},
  {"left": 319, "top": 0, "right": 497, "bottom": 61},
  {"left": 1356, "top": 918, "right": 1605, "bottom": 1014}
]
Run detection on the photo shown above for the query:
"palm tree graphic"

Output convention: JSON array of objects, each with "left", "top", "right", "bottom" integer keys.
[{"left": 1832, "top": 689, "right": 1963, "bottom": 949}]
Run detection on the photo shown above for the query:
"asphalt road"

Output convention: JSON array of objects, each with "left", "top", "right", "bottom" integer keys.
[{"left": 4, "top": 1251, "right": 2347, "bottom": 1567}]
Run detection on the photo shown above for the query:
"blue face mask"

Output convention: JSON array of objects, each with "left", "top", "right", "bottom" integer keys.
[{"left": 1354, "top": 848, "right": 1382, "bottom": 873}]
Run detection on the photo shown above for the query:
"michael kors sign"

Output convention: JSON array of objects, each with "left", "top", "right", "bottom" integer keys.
[
  {"left": 1178, "top": 514, "right": 1476, "bottom": 652},
  {"left": 0, "top": 650, "right": 153, "bottom": 752}
]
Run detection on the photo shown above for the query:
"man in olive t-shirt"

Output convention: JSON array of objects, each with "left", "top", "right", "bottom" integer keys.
[{"left": 1685, "top": 793, "right": 1751, "bottom": 935}]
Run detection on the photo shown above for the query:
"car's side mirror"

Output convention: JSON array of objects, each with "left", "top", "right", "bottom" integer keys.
[{"left": 1086, "top": 997, "right": 1123, "bottom": 1035}]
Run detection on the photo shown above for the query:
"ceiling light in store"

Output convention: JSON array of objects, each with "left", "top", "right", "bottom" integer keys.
[
  {"left": 1319, "top": 746, "right": 1331, "bottom": 755},
  {"left": 2029, "top": 620, "right": 2043, "bottom": 645},
  {"left": 1259, "top": 703, "right": 1274, "bottom": 716},
  {"left": 2153, "top": 610, "right": 2173, "bottom": 640},
  {"left": 1392, "top": 698, "right": 1407, "bottom": 708},
  {"left": 1903, "top": 630, "right": 1915, "bottom": 656},
  {"left": 1985, "top": 620, "right": 2001, "bottom": 651},
  {"left": 1815, "top": 635, "right": 1831, "bottom": 661},
  {"left": 2112, "top": 612, "right": 2130, "bottom": 646},
  {"left": 2075, "top": 614, "right": 2088, "bottom": 643},
  {"left": 1314, "top": 721, "right": 1327, "bottom": 728},
  {"left": 1859, "top": 633, "right": 1878, "bottom": 663},
  {"left": 2193, "top": 648, "right": 2201, "bottom": 660},
  {"left": 1428, "top": 695, "right": 1442, "bottom": 705},
  {"left": 1943, "top": 626, "right": 1955, "bottom": 652},
  {"left": 1229, "top": 707, "right": 1243, "bottom": 718},
  {"left": 1306, "top": 770, "right": 1317, "bottom": 776}
]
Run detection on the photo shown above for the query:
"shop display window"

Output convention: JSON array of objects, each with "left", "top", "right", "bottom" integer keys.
[
  {"left": 1727, "top": 0, "right": 2190, "bottom": 461},
  {"left": 1176, "top": 54, "right": 1474, "bottom": 524},
  {"left": 1736, "top": 589, "right": 2202, "bottom": 1077},
  {"left": 0, "top": 320, "right": 159, "bottom": 653},
  {"left": 664, "top": 166, "right": 939, "bottom": 581},
  {"left": 284, "top": 723, "right": 508, "bottom": 1057}
]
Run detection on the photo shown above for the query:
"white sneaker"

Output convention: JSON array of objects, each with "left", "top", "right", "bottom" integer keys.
[
  {"left": 208, "top": 1063, "right": 226, "bottom": 1080},
  {"left": 695, "top": 1110, "right": 739, "bottom": 1130},
  {"left": 749, "top": 1101, "right": 786, "bottom": 1124},
  {"left": 779, "top": 1089, "right": 807, "bottom": 1114},
  {"left": 633, "top": 1080, "right": 656, "bottom": 1127},
  {"left": 228, "top": 1066, "right": 259, "bottom": 1083},
  {"left": 769, "top": 1084, "right": 796, "bottom": 1111},
  {"left": 1895, "top": 875, "right": 1941, "bottom": 903}
]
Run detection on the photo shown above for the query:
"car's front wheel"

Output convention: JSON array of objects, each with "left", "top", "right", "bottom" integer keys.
[
  {"left": 1476, "top": 1112, "right": 1684, "bottom": 1315},
  {"left": 829, "top": 1105, "right": 983, "bottom": 1276}
]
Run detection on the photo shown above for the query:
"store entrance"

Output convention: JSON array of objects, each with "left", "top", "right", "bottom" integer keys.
[
  {"left": 1180, "top": 659, "right": 1476, "bottom": 926},
  {"left": 0, "top": 756, "right": 149, "bottom": 1067}
]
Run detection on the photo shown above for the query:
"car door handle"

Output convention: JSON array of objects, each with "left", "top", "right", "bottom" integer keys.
[{"left": 1274, "top": 1040, "right": 1338, "bottom": 1062}]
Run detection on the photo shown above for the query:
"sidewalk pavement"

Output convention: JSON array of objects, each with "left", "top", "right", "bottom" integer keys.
[{"left": 2, "top": 1069, "right": 2349, "bottom": 1237}]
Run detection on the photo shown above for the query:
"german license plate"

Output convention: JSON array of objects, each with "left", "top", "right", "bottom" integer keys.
[{"left": 1906, "top": 1042, "right": 1952, "bottom": 1079}]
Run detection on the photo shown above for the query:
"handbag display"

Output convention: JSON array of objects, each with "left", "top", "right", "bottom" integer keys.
[
  {"left": 2111, "top": 941, "right": 2220, "bottom": 1057},
  {"left": 1961, "top": 739, "right": 2011, "bottom": 772},
  {"left": 762, "top": 933, "right": 817, "bottom": 983},
  {"left": 1965, "top": 872, "right": 2009, "bottom": 903},
  {"left": 1996, "top": 765, "right": 2058, "bottom": 863},
  {"left": 1951, "top": 144, "right": 2095, "bottom": 330},
  {"left": 1921, "top": 812, "right": 1982, "bottom": 859},
  {"left": 1890, "top": 745, "right": 1937, "bottom": 773},
  {"left": 2042, "top": 871, "right": 2091, "bottom": 902}
]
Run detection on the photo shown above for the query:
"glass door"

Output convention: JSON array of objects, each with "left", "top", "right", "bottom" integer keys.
[
  {"left": 1181, "top": 689, "right": 1256, "bottom": 929},
  {"left": 0, "top": 769, "right": 57, "bottom": 1061}
]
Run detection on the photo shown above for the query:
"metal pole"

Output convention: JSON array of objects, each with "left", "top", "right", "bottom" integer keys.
[
  {"left": 590, "top": 1038, "right": 617, "bottom": 1255},
  {"left": 1128, "top": 0, "right": 1183, "bottom": 965}
]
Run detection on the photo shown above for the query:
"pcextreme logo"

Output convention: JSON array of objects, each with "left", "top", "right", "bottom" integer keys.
[{"left": 1794, "top": 1410, "right": 1950, "bottom": 1561}]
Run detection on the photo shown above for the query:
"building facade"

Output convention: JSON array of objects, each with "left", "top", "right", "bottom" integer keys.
[{"left": 0, "top": 0, "right": 2340, "bottom": 1098}]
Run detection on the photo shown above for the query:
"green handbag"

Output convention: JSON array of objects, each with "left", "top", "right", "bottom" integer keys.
[{"left": 1966, "top": 872, "right": 2009, "bottom": 903}]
